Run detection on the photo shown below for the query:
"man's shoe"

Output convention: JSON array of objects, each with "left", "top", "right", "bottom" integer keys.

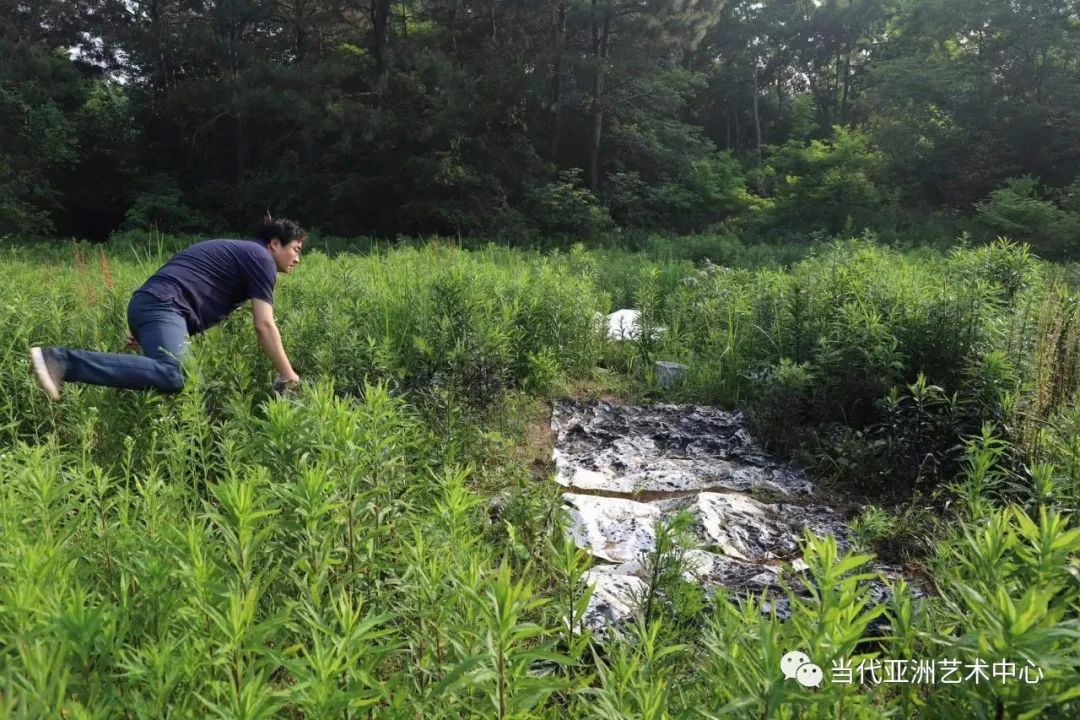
[{"left": 29, "top": 347, "right": 64, "bottom": 401}]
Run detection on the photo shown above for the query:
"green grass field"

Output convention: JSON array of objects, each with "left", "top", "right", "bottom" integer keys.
[{"left": 1, "top": 234, "right": 1079, "bottom": 718}]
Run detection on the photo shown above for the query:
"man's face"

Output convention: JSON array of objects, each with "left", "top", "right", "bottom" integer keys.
[{"left": 269, "top": 237, "right": 303, "bottom": 273}]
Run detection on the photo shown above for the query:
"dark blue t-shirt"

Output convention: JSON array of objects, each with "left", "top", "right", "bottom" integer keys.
[{"left": 138, "top": 239, "right": 277, "bottom": 334}]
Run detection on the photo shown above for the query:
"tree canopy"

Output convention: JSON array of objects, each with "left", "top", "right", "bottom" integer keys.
[{"left": 2, "top": 0, "right": 1078, "bottom": 252}]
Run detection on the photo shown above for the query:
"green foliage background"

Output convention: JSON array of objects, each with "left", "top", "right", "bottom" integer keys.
[{"left": 2, "top": 0, "right": 1078, "bottom": 256}]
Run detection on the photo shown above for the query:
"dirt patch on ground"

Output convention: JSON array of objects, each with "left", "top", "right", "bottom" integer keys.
[{"left": 511, "top": 399, "right": 556, "bottom": 483}]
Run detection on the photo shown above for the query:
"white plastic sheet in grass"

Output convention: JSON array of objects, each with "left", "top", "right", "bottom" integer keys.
[
  {"left": 552, "top": 400, "right": 813, "bottom": 495},
  {"left": 550, "top": 400, "right": 908, "bottom": 637},
  {"left": 598, "top": 309, "right": 666, "bottom": 341}
]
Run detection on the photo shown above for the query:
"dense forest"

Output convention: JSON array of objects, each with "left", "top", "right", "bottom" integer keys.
[{"left": 2, "top": 0, "right": 1079, "bottom": 253}]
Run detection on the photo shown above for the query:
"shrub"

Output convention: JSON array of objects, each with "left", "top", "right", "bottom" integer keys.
[
  {"left": 748, "top": 358, "right": 816, "bottom": 452},
  {"left": 122, "top": 176, "right": 210, "bottom": 233},
  {"left": 761, "top": 127, "right": 887, "bottom": 237},
  {"left": 524, "top": 169, "right": 614, "bottom": 245},
  {"left": 654, "top": 152, "right": 753, "bottom": 233},
  {"left": 975, "top": 177, "right": 1080, "bottom": 260}
]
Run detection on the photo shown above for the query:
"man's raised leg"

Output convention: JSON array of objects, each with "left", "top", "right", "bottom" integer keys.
[{"left": 30, "top": 293, "right": 191, "bottom": 398}]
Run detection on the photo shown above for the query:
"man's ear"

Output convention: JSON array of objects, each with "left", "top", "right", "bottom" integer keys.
[{"left": 269, "top": 237, "right": 282, "bottom": 252}]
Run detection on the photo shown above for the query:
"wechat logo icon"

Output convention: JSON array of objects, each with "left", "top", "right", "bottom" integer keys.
[{"left": 781, "top": 650, "right": 823, "bottom": 688}]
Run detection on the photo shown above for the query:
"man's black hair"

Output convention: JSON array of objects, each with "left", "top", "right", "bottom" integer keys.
[{"left": 256, "top": 218, "right": 306, "bottom": 246}]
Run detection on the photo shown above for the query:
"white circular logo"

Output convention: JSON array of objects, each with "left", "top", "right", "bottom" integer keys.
[
  {"left": 780, "top": 650, "right": 822, "bottom": 688},
  {"left": 780, "top": 650, "right": 811, "bottom": 680}
]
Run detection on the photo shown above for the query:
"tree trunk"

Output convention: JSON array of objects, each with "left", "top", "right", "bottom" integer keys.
[
  {"left": 808, "top": 75, "right": 829, "bottom": 131},
  {"left": 733, "top": 100, "right": 740, "bottom": 151},
  {"left": 150, "top": 0, "right": 169, "bottom": 97},
  {"left": 235, "top": 111, "right": 247, "bottom": 189},
  {"left": 832, "top": 51, "right": 842, "bottom": 125},
  {"left": 752, "top": 66, "right": 763, "bottom": 192},
  {"left": 588, "top": 0, "right": 609, "bottom": 193},
  {"left": 234, "top": 90, "right": 247, "bottom": 190},
  {"left": 448, "top": 0, "right": 458, "bottom": 58},
  {"left": 840, "top": 47, "right": 852, "bottom": 125},
  {"left": 227, "top": 14, "right": 246, "bottom": 191},
  {"left": 294, "top": 0, "right": 307, "bottom": 64},
  {"left": 373, "top": 0, "right": 392, "bottom": 108},
  {"left": 547, "top": 0, "right": 567, "bottom": 162}
]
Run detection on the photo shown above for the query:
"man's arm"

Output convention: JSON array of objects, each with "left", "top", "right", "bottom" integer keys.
[{"left": 251, "top": 299, "right": 299, "bottom": 383}]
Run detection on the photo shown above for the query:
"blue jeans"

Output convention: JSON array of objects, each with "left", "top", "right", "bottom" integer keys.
[{"left": 53, "top": 291, "right": 190, "bottom": 393}]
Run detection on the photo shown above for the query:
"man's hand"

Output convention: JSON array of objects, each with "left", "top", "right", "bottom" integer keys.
[
  {"left": 124, "top": 334, "right": 140, "bottom": 352},
  {"left": 273, "top": 375, "right": 301, "bottom": 396}
]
